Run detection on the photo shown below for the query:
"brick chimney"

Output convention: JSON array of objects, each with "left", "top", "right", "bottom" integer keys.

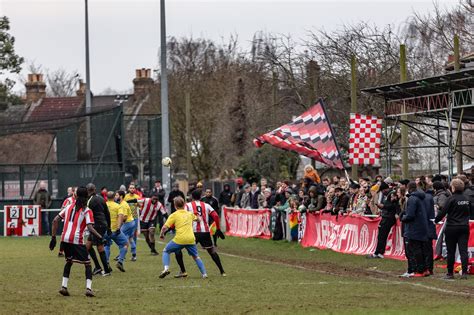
[
  {"left": 133, "top": 68, "right": 153, "bottom": 96},
  {"left": 25, "top": 74, "right": 46, "bottom": 103},
  {"left": 76, "top": 79, "right": 86, "bottom": 97}
]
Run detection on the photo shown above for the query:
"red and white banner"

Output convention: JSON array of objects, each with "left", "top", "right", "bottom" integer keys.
[
  {"left": 301, "top": 212, "right": 405, "bottom": 259},
  {"left": 4, "top": 205, "right": 41, "bottom": 237},
  {"left": 224, "top": 207, "right": 272, "bottom": 239}
]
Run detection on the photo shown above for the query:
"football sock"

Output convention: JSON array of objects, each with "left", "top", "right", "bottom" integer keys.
[
  {"left": 119, "top": 245, "right": 127, "bottom": 262},
  {"left": 195, "top": 257, "right": 207, "bottom": 275},
  {"left": 63, "top": 261, "right": 73, "bottom": 278},
  {"left": 88, "top": 247, "right": 101, "bottom": 270},
  {"left": 210, "top": 252, "right": 225, "bottom": 274},
  {"left": 162, "top": 251, "right": 170, "bottom": 270},
  {"left": 150, "top": 242, "right": 156, "bottom": 252},
  {"left": 99, "top": 251, "right": 110, "bottom": 273},
  {"left": 62, "top": 277, "right": 69, "bottom": 288},
  {"left": 175, "top": 251, "right": 186, "bottom": 273},
  {"left": 143, "top": 232, "right": 151, "bottom": 249},
  {"left": 85, "top": 264, "right": 93, "bottom": 289},
  {"left": 130, "top": 239, "right": 136, "bottom": 255}
]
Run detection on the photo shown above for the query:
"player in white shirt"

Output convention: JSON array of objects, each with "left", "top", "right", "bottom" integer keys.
[
  {"left": 174, "top": 189, "right": 226, "bottom": 278},
  {"left": 139, "top": 194, "right": 166, "bottom": 255},
  {"left": 49, "top": 186, "right": 104, "bottom": 297}
]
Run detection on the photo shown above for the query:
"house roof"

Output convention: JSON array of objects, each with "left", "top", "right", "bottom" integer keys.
[
  {"left": 0, "top": 90, "right": 159, "bottom": 136},
  {"left": 23, "top": 97, "right": 84, "bottom": 122}
]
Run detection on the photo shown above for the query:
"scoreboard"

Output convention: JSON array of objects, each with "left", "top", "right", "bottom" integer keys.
[{"left": 4, "top": 205, "right": 41, "bottom": 236}]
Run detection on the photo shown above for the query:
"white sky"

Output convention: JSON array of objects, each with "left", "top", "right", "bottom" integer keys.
[{"left": 1, "top": 0, "right": 458, "bottom": 94}]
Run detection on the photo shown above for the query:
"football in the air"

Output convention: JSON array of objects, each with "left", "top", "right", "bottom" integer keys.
[{"left": 161, "top": 157, "right": 172, "bottom": 167}]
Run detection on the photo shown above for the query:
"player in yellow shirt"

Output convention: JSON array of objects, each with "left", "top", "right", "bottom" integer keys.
[
  {"left": 159, "top": 196, "right": 207, "bottom": 279},
  {"left": 117, "top": 190, "right": 136, "bottom": 267},
  {"left": 124, "top": 184, "right": 141, "bottom": 261},
  {"left": 104, "top": 191, "right": 129, "bottom": 274}
]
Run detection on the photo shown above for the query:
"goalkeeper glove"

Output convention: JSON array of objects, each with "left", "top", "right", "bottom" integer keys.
[
  {"left": 49, "top": 236, "right": 57, "bottom": 251},
  {"left": 215, "top": 229, "right": 225, "bottom": 240}
]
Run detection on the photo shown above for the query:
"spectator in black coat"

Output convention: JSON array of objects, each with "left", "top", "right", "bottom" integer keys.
[
  {"left": 435, "top": 179, "right": 472, "bottom": 279},
  {"left": 401, "top": 182, "right": 428, "bottom": 277},
  {"left": 334, "top": 187, "right": 349, "bottom": 214},
  {"left": 249, "top": 182, "right": 260, "bottom": 209},
  {"left": 421, "top": 185, "right": 436, "bottom": 275},
  {"left": 368, "top": 190, "right": 400, "bottom": 259},
  {"left": 151, "top": 180, "right": 166, "bottom": 205},
  {"left": 167, "top": 183, "right": 185, "bottom": 213},
  {"left": 219, "top": 184, "right": 233, "bottom": 207}
]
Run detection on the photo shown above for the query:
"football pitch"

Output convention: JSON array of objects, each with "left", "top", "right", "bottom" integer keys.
[{"left": 1, "top": 236, "right": 473, "bottom": 314}]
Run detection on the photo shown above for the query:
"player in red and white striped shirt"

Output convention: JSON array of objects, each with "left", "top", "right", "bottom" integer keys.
[
  {"left": 49, "top": 186, "right": 104, "bottom": 297},
  {"left": 57, "top": 187, "right": 76, "bottom": 257},
  {"left": 139, "top": 194, "right": 165, "bottom": 255},
  {"left": 174, "top": 189, "right": 226, "bottom": 278}
]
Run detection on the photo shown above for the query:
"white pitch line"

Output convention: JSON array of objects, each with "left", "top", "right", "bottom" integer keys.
[
  {"left": 142, "top": 238, "right": 473, "bottom": 297},
  {"left": 217, "top": 252, "right": 473, "bottom": 298}
]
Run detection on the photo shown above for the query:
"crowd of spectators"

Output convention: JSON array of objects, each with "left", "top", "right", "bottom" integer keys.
[{"left": 224, "top": 164, "right": 474, "bottom": 279}]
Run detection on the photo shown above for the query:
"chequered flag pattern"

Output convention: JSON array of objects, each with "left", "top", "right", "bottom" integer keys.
[
  {"left": 254, "top": 100, "right": 344, "bottom": 169},
  {"left": 349, "top": 113, "right": 382, "bottom": 166}
]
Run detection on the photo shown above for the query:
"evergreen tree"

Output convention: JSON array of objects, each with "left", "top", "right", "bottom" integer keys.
[{"left": 0, "top": 16, "right": 24, "bottom": 107}]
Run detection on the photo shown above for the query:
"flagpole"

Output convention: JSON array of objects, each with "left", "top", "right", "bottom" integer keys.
[{"left": 317, "top": 98, "right": 350, "bottom": 181}]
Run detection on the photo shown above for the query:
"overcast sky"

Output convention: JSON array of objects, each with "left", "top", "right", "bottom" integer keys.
[{"left": 1, "top": 0, "right": 458, "bottom": 94}]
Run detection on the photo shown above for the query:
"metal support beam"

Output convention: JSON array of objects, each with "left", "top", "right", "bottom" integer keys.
[
  {"left": 454, "top": 35, "right": 463, "bottom": 174},
  {"left": 398, "top": 119, "right": 474, "bottom": 160},
  {"left": 437, "top": 116, "right": 441, "bottom": 174}
]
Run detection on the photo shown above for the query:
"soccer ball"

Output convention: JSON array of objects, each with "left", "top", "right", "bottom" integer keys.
[{"left": 161, "top": 157, "right": 172, "bottom": 167}]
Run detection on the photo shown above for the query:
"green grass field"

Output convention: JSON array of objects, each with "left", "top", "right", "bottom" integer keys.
[{"left": 1, "top": 236, "right": 473, "bottom": 314}]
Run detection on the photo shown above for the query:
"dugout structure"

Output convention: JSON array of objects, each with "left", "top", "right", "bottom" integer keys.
[{"left": 362, "top": 68, "right": 474, "bottom": 178}]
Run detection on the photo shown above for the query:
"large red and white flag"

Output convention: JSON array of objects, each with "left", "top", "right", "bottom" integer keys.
[
  {"left": 349, "top": 113, "right": 382, "bottom": 165},
  {"left": 253, "top": 100, "right": 344, "bottom": 169}
]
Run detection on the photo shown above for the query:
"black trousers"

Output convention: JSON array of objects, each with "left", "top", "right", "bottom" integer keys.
[
  {"left": 445, "top": 225, "right": 470, "bottom": 274},
  {"left": 404, "top": 238, "right": 416, "bottom": 273},
  {"left": 422, "top": 239, "right": 434, "bottom": 272},
  {"left": 406, "top": 239, "right": 425, "bottom": 274},
  {"left": 375, "top": 216, "right": 396, "bottom": 255}
]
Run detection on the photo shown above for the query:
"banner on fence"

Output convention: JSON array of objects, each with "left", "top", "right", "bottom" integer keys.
[
  {"left": 224, "top": 207, "right": 272, "bottom": 239},
  {"left": 4, "top": 205, "right": 41, "bottom": 237},
  {"left": 300, "top": 212, "right": 405, "bottom": 259}
]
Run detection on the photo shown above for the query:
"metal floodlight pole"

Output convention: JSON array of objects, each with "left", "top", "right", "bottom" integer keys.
[
  {"left": 160, "top": 0, "right": 171, "bottom": 194},
  {"left": 85, "top": 0, "right": 92, "bottom": 156}
]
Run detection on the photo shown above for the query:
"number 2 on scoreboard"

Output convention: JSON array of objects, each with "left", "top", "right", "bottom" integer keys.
[{"left": 9, "top": 207, "right": 20, "bottom": 219}]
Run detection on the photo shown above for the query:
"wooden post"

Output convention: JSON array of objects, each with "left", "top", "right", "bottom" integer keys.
[
  {"left": 185, "top": 92, "right": 192, "bottom": 180},
  {"left": 400, "top": 44, "right": 409, "bottom": 179},
  {"left": 454, "top": 35, "right": 463, "bottom": 175},
  {"left": 350, "top": 55, "right": 358, "bottom": 179}
]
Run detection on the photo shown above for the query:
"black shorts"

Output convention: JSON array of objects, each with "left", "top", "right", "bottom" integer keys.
[
  {"left": 87, "top": 225, "right": 107, "bottom": 246},
  {"left": 195, "top": 232, "right": 213, "bottom": 249},
  {"left": 140, "top": 219, "right": 157, "bottom": 231},
  {"left": 62, "top": 242, "right": 90, "bottom": 264}
]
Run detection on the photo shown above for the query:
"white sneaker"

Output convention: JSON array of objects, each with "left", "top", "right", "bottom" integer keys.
[
  {"left": 399, "top": 272, "right": 414, "bottom": 278},
  {"left": 202, "top": 274, "right": 208, "bottom": 279}
]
